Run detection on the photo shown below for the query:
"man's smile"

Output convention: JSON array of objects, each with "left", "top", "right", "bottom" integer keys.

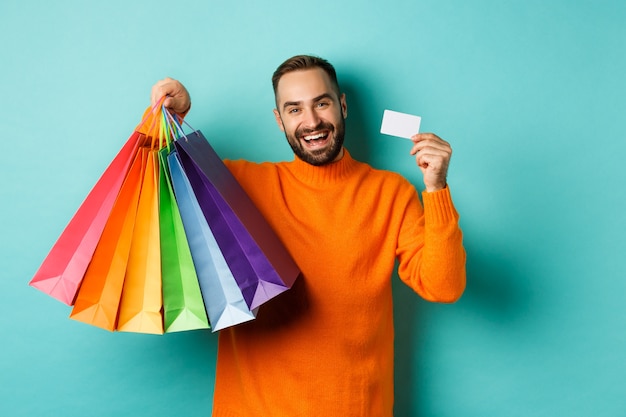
[
  {"left": 302, "top": 132, "right": 328, "bottom": 142},
  {"left": 301, "top": 131, "right": 331, "bottom": 149}
]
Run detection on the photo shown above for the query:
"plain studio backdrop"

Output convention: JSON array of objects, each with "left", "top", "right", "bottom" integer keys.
[{"left": 1, "top": 1, "right": 625, "bottom": 416}]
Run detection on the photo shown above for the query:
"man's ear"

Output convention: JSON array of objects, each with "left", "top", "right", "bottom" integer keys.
[
  {"left": 273, "top": 109, "right": 285, "bottom": 132},
  {"left": 340, "top": 93, "right": 348, "bottom": 119}
]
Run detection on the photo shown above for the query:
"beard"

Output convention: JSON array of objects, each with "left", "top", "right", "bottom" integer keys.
[{"left": 284, "top": 119, "right": 346, "bottom": 166}]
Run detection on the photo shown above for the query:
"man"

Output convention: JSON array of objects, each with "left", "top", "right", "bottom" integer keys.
[{"left": 152, "top": 55, "right": 466, "bottom": 416}]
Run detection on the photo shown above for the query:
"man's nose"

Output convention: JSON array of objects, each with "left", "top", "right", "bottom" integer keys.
[{"left": 302, "top": 108, "right": 321, "bottom": 129}]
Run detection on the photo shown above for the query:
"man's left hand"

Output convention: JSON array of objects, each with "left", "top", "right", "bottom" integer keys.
[{"left": 410, "top": 133, "right": 452, "bottom": 192}]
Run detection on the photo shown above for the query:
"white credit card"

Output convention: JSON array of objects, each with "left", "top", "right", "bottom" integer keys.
[{"left": 380, "top": 109, "right": 421, "bottom": 139}]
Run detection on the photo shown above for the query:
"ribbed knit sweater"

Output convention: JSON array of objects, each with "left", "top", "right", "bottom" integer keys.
[{"left": 211, "top": 149, "right": 466, "bottom": 416}]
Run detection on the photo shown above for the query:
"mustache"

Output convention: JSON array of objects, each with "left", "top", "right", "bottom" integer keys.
[{"left": 296, "top": 121, "right": 335, "bottom": 137}]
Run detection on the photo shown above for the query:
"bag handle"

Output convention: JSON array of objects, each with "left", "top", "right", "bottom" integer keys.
[{"left": 135, "top": 96, "right": 192, "bottom": 151}]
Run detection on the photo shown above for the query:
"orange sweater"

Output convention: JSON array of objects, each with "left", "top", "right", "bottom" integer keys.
[{"left": 212, "top": 150, "right": 466, "bottom": 416}]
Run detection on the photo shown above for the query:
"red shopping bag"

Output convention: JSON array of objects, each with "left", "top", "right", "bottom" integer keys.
[
  {"left": 29, "top": 133, "right": 141, "bottom": 305},
  {"left": 69, "top": 148, "right": 147, "bottom": 331}
]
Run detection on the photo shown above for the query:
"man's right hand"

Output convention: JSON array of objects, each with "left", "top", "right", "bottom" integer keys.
[{"left": 150, "top": 77, "right": 191, "bottom": 115}]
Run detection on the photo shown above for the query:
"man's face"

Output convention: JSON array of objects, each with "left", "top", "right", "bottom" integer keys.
[{"left": 273, "top": 68, "right": 347, "bottom": 166}]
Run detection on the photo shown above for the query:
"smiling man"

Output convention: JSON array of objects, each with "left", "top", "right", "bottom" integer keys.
[
  {"left": 151, "top": 54, "right": 466, "bottom": 416},
  {"left": 272, "top": 63, "right": 347, "bottom": 166}
]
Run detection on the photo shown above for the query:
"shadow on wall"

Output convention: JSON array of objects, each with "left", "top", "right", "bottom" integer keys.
[
  {"left": 393, "top": 239, "right": 533, "bottom": 415},
  {"left": 341, "top": 80, "right": 373, "bottom": 163}
]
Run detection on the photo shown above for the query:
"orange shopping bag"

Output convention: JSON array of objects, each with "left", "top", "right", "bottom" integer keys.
[
  {"left": 70, "top": 147, "right": 148, "bottom": 331},
  {"left": 117, "top": 150, "right": 163, "bottom": 334}
]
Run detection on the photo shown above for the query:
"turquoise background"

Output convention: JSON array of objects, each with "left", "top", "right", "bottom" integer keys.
[{"left": 1, "top": 0, "right": 625, "bottom": 416}]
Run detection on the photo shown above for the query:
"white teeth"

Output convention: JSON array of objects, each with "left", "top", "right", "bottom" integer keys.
[{"left": 303, "top": 133, "right": 326, "bottom": 141}]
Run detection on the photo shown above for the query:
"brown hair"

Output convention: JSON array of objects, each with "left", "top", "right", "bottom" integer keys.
[{"left": 271, "top": 55, "right": 341, "bottom": 96}]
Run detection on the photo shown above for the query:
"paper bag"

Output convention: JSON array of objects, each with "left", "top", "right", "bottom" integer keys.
[
  {"left": 175, "top": 132, "right": 299, "bottom": 309},
  {"left": 29, "top": 133, "right": 141, "bottom": 305},
  {"left": 168, "top": 150, "right": 256, "bottom": 332},
  {"left": 158, "top": 148, "right": 210, "bottom": 333},
  {"left": 69, "top": 148, "right": 147, "bottom": 331}
]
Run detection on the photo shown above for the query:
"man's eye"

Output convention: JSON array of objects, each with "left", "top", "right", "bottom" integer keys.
[
  {"left": 288, "top": 108, "right": 300, "bottom": 114},
  {"left": 317, "top": 102, "right": 329, "bottom": 108}
]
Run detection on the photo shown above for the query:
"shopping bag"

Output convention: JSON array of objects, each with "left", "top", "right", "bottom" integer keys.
[
  {"left": 117, "top": 150, "right": 163, "bottom": 334},
  {"left": 168, "top": 149, "right": 256, "bottom": 332},
  {"left": 69, "top": 147, "right": 147, "bottom": 331},
  {"left": 31, "top": 101, "right": 300, "bottom": 334},
  {"left": 29, "top": 132, "right": 141, "bottom": 305},
  {"left": 174, "top": 131, "right": 299, "bottom": 309},
  {"left": 158, "top": 148, "right": 210, "bottom": 333},
  {"left": 176, "top": 144, "right": 277, "bottom": 310}
]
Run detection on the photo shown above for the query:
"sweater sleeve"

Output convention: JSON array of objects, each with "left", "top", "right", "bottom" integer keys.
[{"left": 396, "top": 186, "right": 466, "bottom": 302}]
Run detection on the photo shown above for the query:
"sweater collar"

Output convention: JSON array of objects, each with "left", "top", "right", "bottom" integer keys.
[{"left": 287, "top": 148, "right": 360, "bottom": 186}]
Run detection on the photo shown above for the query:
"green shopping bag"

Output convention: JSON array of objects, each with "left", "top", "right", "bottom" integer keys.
[{"left": 158, "top": 147, "right": 210, "bottom": 332}]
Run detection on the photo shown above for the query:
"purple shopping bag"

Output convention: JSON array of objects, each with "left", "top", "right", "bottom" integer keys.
[
  {"left": 174, "top": 131, "right": 299, "bottom": 310},
  {"left": 168, "top": 149, "right": 256, "bottom": 331}
]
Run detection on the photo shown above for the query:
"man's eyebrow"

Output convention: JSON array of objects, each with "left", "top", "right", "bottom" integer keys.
[{"left": 282, "top": 93, "right": 335, "bottom": 111}]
